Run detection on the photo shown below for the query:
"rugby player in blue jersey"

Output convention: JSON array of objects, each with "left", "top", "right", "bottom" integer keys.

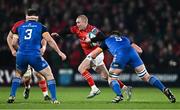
[
  {"left": 7, "top": 20, "right": 51, "bottom": 101},
  {"left": 85, "top": 31, "right": 176, "bottom": 103},
  {"left": 7, "top": 8, "right": 66, "bottom": 104}
]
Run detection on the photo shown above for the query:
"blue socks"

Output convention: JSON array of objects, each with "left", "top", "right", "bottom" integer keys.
[
  {"left": 10, "top": 77, "right": 21, "bottom": 97},
  {"left": 149, "top": 75, "right": 166, "bottom": 91},
  {"left": 47, "top": 79, "right": 57, "bottom": 101},
  {"left": 110, "top": 80, "right": 122, "bottom": 96}
]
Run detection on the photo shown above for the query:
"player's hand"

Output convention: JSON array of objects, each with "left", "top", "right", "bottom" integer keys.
[
  {"left": 138, "top": 49, "right": 143, "bottom": 54},
  {"left": 60, "top": 53, "right": 67, "bottom": 61},
  {"left": 11, "top": 50, "right": 16, "bottom": 56},
  {"left": 131, "top": 43, "right": 143, "bottom": 54},
  {"left": 51, "top": 33, "right": 60, "bottom": 37},
  {"left": 40, "top": 47, "right": 46, "bottom": 55},
  {"left": 84, "top": 36, "right": 91, "bottom": 43}
]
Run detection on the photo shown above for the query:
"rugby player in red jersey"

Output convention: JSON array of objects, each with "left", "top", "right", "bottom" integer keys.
[{"left": 51, "top": 15, "right": 132, "bottom": 100}]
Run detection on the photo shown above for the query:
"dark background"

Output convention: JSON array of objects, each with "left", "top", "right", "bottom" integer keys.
[{"left": 0, "top": 0, "right": 179, "bottom": 87}]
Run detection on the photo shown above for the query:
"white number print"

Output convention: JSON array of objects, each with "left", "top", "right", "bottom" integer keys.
[
  {"left": 115, "top": 36, "right": 122, "bottom": 41},
  {"left": 24, "top": 29, "right": 32, "bottom": 40}
]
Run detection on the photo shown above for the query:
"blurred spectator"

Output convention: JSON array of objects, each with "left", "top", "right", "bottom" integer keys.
[{"left": 0, "top": 0, "right": 179, "bottom": 72}]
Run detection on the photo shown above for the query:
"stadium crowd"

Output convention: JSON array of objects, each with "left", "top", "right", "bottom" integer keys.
[{"left": 0, "top": 0, "right": 179, "bottom": 72}]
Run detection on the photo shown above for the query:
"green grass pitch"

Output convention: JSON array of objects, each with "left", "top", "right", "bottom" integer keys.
[{"left": 0, "top": 87, "right": 179, "bottom": 109}]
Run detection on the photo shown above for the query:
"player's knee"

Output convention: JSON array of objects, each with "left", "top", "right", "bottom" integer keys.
[
  {"left": 39, "top": 67, "right": 54, "bottom": 80},
  {"left": 15, "top": 73, "right": 21, "bottom": 78},
  {"left": 36, "top": 73, "right": 45, "bottom": 81},
  {"left": 108, "top": 76, "right": 118, "bottom": 85},
  {"left": 78, "top": 65, "right": 82, "bottom": 73},
  {"left": 100, "top": 72, "right": 108, "bottom": 80},
  {"left": 108, "top": 72, "right": 119, "bottom": 80},
  {"left": 78, "top": 65, "right": 85, "bottom": 74},
  {"left": 101, "top": 74, "right": 108, "bottom": 80},
  {"left": 141, "top": 73, "right": 151, "bottom": 82},
  {"left": 15, "top": 70, "right": 23, "bottom": 77},
  {"left": 136, "top": 65, "right": 146, "bottom": 77},
  {"left": 136, "top": 68, "right": 150, "bottom": 81},
  {"left": 45, "top": 74, "right": 54, "bottom": 80}
]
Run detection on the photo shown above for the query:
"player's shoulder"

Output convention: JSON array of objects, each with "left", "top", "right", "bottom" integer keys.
[
  {"left": 39, "top": 23, "right": 47, "bottom": 28},
  {"left": 33, "top": 22, "right": 48, "bottom": 33},
  {"left": 121, "top": 35, "right": 130, "bottom": 40},
  {"left": 70, "top": 25, "right": 78, "bottom": 33},
  {"left": 70, "top": 25, "right": 77, "bottom": 29},
  {"left": 11, "top": 20, "right": 26, "bottom": 33},
  {"left": 30, "top": 21, "right": 44, "bottom": 26},
  {"left": 13, "top": 20, "right": 25, "bottom": 27},
  {"left": 31, "top": 21, "right": 47, "bottom": 30},
  {"left": 87, "top": 24, "right": 100, "bottom": 34},
  {"left": 34, "top": 22, "right": 48, "bottom": 33},
  {"left": 105, "top": 36, "right": 112, "bottom": 42},
  {"left": 36, "top": 21, "right": 44, "bottom": 25},
  {"left": 14, "top": 20, "right": 25, "bottom": 24}
]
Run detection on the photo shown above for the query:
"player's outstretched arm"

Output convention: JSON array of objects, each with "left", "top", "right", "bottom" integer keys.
[
  {"left": 42, "top": 32, "right": 66, "bottom": 61},
  {"left": 131, "top": 43, "right": 143, "bottom": 54},
  {"left": 7, "top": 31, "right": 17, "bottom": 56},
  {"left": 84, "top": 31, "right": 106, "bottom": 43},
  {"left": 89, "top": 39, "right": 108, "bottom": 59},
  {"left": 51, "top": 28, "right": 71, "bottom": 38},
  {"left": 90, "top": 31, "right": 106, "bottom": 42}
]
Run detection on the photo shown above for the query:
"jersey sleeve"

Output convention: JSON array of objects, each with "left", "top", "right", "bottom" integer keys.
[
  {"left": 100, "top": 41, "right": 108, "bottom": 51},
  {"left": 11, "top": 22, "right": 19, "bottom": 34},
  {"left": 42, "top": 25, "right": 48, "bottom": 34},
  {"left": 91, "top": 31, "right": 106, "bottom": 42},
  {"left": 91, "top": 27, "right": 99, "bottom": 35},
  {"left": 11, "top": 25, "right": 17, "bottom": 34},
  {"left": 11, "top": 20, "right": 25, "bottom": 34},
  {"left": 88, "top": 26, "right": 107, "bottom": 42},
  {"left": 125, "top": 35, "right": 133, "bottom": 44}
]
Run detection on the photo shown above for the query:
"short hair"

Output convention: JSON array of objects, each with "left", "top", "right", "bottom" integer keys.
[
  {"left": 110, "top": 30, "right": 121, "bottom": 36},
  {"left": 26, "top": 8, "right": 38, "bottom": 16},
  {"left": 77, "top": 15, "right": 88, "bottom": 23}
]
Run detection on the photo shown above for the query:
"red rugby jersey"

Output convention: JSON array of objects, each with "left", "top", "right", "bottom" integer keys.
[{"left": 70, "top": 24, "right": 100, "bottom": 55}]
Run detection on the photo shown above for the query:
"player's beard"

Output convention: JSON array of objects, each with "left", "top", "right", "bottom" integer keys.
[{"left": 79, "top": 26, "right": 86, "bottom": 30}]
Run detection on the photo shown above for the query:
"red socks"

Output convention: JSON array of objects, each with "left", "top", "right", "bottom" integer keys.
[
  {"left": 82, "top": 70, "right": 95, "bottom": 86},
  {"left": 38, "top": 80, "right": 48, "bottom": 92}
]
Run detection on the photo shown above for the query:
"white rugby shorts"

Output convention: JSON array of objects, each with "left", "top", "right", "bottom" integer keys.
[
  {"left": 86, "top": 52, "right": 104, "bottom": 70},
  {"left": 23, "top": 65, "right": 33, "bottom": 77}
]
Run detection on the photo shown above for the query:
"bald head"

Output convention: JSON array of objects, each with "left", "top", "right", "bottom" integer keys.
[
  {"left": 77, "top": 15, "right": 88, "bottom": 23},
  {"left": 76, "top": 15, "right": 88, "bottom": 30}
]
